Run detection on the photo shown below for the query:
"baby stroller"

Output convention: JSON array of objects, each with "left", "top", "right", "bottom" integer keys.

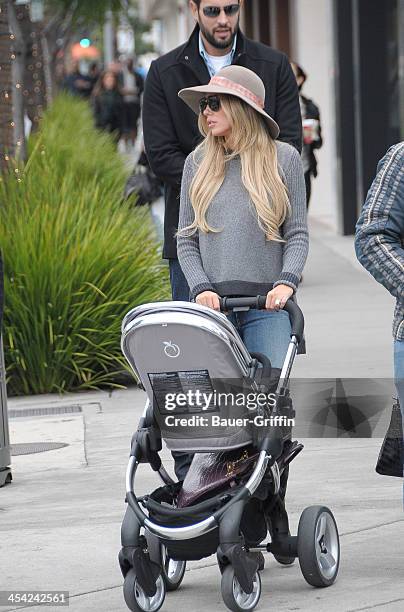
[{"left": 119, "top": 297, "right": 340, "bottom": 612}]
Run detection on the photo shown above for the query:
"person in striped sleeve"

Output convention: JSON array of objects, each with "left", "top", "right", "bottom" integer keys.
[{"left": 355, "top": 142, "right": 404, "bottom": 417}]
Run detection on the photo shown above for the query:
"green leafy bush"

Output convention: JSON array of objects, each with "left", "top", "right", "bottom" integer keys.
[{"left": 0, "top": 96, "right": 169, "bottom": 395}]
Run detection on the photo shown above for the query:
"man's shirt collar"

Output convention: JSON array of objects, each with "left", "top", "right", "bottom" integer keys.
[{"left": 199, "top": 32, "right": 237, "bottom": 77}]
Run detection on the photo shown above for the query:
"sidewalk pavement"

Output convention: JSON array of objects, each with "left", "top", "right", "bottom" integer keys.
[{"left": 1, "top": 218, "right": 403, "bottom": 612}]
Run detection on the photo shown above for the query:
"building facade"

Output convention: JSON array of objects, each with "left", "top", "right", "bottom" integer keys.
[
  {"left": 138, "top": 0, "right": 193, "bottom": 54},
  {"left": 139, "top": 0, "right": 404, "bottom": 234}
]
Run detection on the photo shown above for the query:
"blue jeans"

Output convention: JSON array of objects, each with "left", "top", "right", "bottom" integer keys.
[
  {"left": 394, "top": 340, "right": 404, "bottom": 418},
  {"left": 169, "top": 258, "right": 190, "bottom": 301},
  {"left": 227, "top": 309, "right": 292, "bottom": 370}
]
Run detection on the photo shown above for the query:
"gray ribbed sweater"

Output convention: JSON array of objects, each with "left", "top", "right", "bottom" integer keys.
[{"left": 177, "top": 141, "right": 309, "bottom": 300}]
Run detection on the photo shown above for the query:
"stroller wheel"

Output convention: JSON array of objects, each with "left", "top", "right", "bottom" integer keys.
[
  {"left": 273, "top": 553, "right": 295, "bottom": 566},
  {"left": 123, "top": 569, "right": 166, "bottom": 612},
  {"left": 161, "top": 545, "right": 186, "bottom": 591},
  {"left": 221, "top": 566, "right": 261, "bottom": 612},
  {"left": 297, "top": 505, "right": 340, "bottom": 587}
]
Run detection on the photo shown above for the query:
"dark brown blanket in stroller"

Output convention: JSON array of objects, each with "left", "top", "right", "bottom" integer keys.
[{"left": 177, "top": 446, "right": 260, "bottom": 508}]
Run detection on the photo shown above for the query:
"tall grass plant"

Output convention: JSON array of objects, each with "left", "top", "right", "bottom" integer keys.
[{"left": 0, "top": 96, "right": 169, "bottom": 395}]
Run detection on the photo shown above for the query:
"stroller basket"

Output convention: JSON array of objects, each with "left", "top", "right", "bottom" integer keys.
[{"left": 146, "top": 480, "right": 268, "bottom": 561}]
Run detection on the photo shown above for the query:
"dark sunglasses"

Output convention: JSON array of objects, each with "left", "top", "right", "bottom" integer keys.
[
  {"left": 199, "top": 95, "right": 221, "bottom": 113},
  {"left": 202, "top": 4, "right": 240, "bottom": 18}
]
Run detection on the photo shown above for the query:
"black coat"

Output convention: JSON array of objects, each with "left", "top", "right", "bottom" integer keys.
[
  {"left": 300, "top": 94, "right": 322, "bottom": 177},
  {"left": 143, "top": 25, "right": 302, "bottom": 259},
  {"left": 93, "top": 90, "right": 124, "bottom": 136}
]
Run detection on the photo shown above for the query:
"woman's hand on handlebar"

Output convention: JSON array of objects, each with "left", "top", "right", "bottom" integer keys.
[
  {"left": 195, "top": 290, "right": 221, "bottom": 310},
  {"left": 266, "top": 285, "right": 294, "bottom": 310}
]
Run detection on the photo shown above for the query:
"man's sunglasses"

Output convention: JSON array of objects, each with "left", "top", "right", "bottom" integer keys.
[
  {"left": 202, "top": 4, "right": 240, "bottom": 18},
  {"left": 199, "top": 95, "right": 221, "bottom": 113}
]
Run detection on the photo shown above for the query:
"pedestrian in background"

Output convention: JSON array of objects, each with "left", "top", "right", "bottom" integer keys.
[
  {"left": 291, "top": 62, "right": 322, "bottom": 207},
  {"left": 121, "top": 57, "right": 144, "bottom": 151},
  {"left": 143, "top": 0, "right": 302, "bottom": 305},
  {"left": 88, "top": 62, "right": 101, "bottom": 94},
  {"left": 92, "top": 70, "right": 124, "bottom": 144},
  {"left": 62, "top": 60, "right": 93, "bottom": 98},
  {"left": 355, "top": 142, "right": 404, "bottom": 416}
]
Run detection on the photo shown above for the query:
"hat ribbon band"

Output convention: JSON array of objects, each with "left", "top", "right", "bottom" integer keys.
[{"left": 209, "top": 76, "right": 264, "bottom": 109}]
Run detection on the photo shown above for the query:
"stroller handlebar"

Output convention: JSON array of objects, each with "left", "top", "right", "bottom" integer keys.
[{"left": 219, "top": 296, "right": 304, "bottom": 344}]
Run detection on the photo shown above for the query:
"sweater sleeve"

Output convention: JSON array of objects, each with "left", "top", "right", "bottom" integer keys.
[
  {"left": 273, "top": 146, "right": 309, "bottom": 292},
  {"left": 355, "top": 143, "right": 404, "bottom": 300},
  {"left": 177, "top": 154, "right": 215, "bottom": 300}
]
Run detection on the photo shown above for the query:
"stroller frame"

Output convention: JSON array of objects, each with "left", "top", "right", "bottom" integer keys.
[{"left": 119, "top": 299, "right": 340, "bottom": 612}]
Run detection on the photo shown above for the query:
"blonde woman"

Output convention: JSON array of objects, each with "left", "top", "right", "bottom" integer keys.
[{"left": 177, "top": 65, "right": 308, "bottom": 370}]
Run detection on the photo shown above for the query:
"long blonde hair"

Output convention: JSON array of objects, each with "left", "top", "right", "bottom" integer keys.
[{"left": 179, "top": 95, "right": 290, "bottom": 241}]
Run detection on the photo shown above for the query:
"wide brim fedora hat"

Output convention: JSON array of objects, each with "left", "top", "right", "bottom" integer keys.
[{"left": 178, "top": 65, "right": 280, "bottom": 139}]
